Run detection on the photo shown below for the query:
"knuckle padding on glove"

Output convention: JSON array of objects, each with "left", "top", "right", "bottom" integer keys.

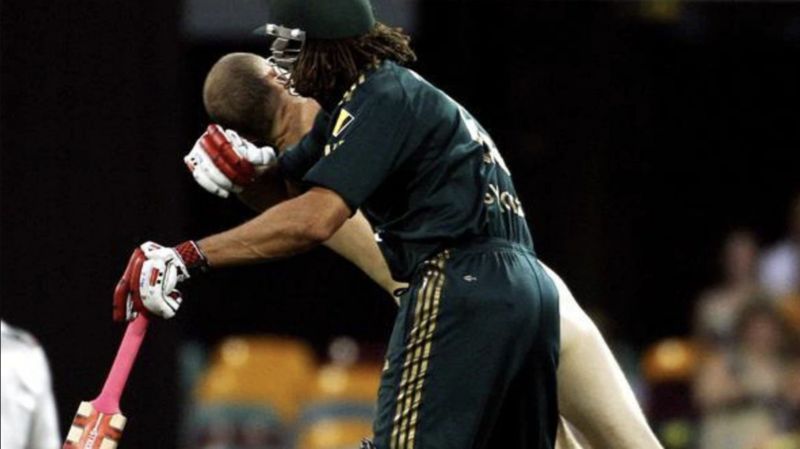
[
  {"left": 204, "top": 125, "right": 256, "bottom": 185},
  {"left": 200, "top": 136, "right": 241, "bottom": 182},
  {"left": 191, "top": 165, "right": 229, "bottom": 197},
  {"left": 198, "top": 154, "right": 236, "bottom": 190}
]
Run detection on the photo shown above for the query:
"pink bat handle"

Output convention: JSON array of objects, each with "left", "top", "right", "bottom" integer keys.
[{"left": 92, "top": 315, "right": 149, "bottom": 414}]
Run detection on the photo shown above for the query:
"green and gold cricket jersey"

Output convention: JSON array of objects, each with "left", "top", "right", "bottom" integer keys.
[
  {"left": 280, "top": 60, "right": 559, "bottom": 449},
  {"left": 280, "top": 60, "right": 533, "bottom": 282}
]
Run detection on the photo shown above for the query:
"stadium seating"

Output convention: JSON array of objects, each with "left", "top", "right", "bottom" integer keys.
[
  {"left": 642, "top": 338, "right": 699, "bottom": 384},
  {"left": 188, "top": 336, "right": 318, "bottom": 449},
  {"left": 296, "top": 420, "right": 374, "bottom": 449},
  {"left": 196, "top": 336, "right": 317, "bottom": 421},
  {"left": 641, "top": 338, "right": 701, "bottom": 449},
  {"left": 185, "top": 337, "right": 384, "bottom": 449},
  {"left": 296, "top": 364, "right": 382, "bottom": 449}
]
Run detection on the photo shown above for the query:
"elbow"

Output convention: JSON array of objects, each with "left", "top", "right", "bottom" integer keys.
[
  {"left": 300, "top": 217, "right": 339, "bottom": 245},
  {"left": 293, "top": 187, "right": 351, "bottom": 247}
]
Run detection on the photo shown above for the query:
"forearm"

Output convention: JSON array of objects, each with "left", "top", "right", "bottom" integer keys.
[
  {"left": 228, "top": 161, "right": 405, "bottom": 298},
  {"left": 323, "top": 211, "right": 406, "bottom": 297},
  {"left": 199, "top": 188, "right": 348, "bottom": 267}
]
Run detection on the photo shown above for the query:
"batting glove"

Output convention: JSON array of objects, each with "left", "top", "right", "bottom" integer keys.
[
  {"left": 185, "top": 124, "right": 277, "bottom": 198},
  {"left": 113, "top": 241, "right": 207, "bottom": 321}
]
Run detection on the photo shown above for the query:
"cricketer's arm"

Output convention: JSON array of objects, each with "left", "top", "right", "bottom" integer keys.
[{"left": 236, "top": 172, "right": 402, "bottom": 300}]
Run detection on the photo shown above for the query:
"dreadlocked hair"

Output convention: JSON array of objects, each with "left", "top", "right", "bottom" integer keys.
[{"left": 291, "top": 22, "right": 416, "bottom": 107}]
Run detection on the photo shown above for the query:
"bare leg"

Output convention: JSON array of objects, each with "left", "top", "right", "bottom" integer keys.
[
  {"left": 540, "top": 263, "right": 663, "bottom": 449},
  {"left": 555, "top": 417, "right": 589, "bottom": 449},
  {"left": 321, "top": 210, "right": 661, "bottom": 448}
]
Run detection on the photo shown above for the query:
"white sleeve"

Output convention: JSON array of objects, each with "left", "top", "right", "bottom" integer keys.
[
  {"left": 27, "top": 350, "right": 60, "bottom": 449},
  {"left": 759, "top": 246, "right": 795, "bottom": 298}
]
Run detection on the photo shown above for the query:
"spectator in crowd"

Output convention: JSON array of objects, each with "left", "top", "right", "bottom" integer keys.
[
  {"left": 760, "top": 193, "right": 800, "bottom": 300},
  {"left": 694, "top": 230, "right": 762, "bottom": 347},
  {"left": 1, "top": 319, "right": 60, "bottom": 449},
  {"left": 693, "top": 302, "right": 799, "bottom": 449}
]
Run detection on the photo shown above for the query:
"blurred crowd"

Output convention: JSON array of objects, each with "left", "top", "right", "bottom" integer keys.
[
  {"left": 691, "top": 194, "right": 800, "bottom": 449},
  {"left": 644, "top": 194, "right": 800, "bottom": 449}
]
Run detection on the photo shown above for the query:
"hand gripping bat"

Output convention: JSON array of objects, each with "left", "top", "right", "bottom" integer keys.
[{"left": 63, "top": 315, "right": 149, "bottom": 449}]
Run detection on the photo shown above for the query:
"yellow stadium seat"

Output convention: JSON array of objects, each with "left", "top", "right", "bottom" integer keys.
[
  {"left": 195, "top": 336, "right": 317, "bottom": 422},
  {"left": 296, "top": 364, "right": 382, "bottom": 449},
  {"left": 641, "top": 337, "right": 699, "bottom": 384},
  {"left": 311, "top": 364, "right": 382, "bottom": 402},
  {"left": 186, "top": 403, "right": 284, "bottom": 448},
  {"left": 297, "top": 420, "right": 374, "bottom": 449}
]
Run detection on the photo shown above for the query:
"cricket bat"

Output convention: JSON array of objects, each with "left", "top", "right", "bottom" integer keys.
[{"left": 63, "top": 315, "right": 149, "bottom": 449}]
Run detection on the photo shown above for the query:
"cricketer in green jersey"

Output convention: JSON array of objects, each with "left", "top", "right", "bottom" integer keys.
[
  {"left": 265, "top": 5, "right": 559, "bottom": 447},
  {"left": 112, "top": 2, "right": 653, "bottom": 449},
  {"left": 198, "top": 52, "right": 663, "bottom": 449}
]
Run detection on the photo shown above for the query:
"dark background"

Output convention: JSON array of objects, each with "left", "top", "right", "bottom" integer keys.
[{"left": 2, "top": 1, "right": 799, "bottom": 447}]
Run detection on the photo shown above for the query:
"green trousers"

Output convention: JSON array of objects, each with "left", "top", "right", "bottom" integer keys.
[{"left": 373, "top": 238, "right": 560, "bottom": 449}]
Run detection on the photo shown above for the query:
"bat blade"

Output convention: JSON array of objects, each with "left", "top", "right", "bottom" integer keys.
[{"left": 63, "top": 402, "right": 127, "bottom": 449}]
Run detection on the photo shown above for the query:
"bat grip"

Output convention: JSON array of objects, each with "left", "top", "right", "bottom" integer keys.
[{"left": 92, "top": 315, "right": 149, "bottom": 414}]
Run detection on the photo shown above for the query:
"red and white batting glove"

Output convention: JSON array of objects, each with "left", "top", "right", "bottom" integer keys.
[
  {"left": 184, "top": 124, "right": 277, "bottom": 198},
  {"left": 113, "top": 241, "right": 207, "bottom": 321}
]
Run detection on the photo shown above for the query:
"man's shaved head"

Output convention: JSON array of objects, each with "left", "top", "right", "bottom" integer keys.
[{"left": 203, "top": 52, "right": 282, "bottom": 142}]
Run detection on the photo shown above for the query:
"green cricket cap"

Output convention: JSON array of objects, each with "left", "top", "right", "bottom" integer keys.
[{"left": 256, "top": 0, "right": 376, "bottom": 39}]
